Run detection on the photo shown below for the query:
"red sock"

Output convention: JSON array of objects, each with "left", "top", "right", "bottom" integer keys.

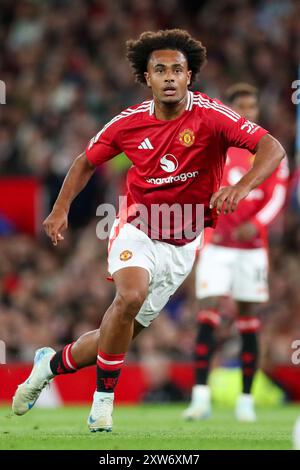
[
  {"left": 96, "top": 351, "right": 125, "bottom": 393},
  {"left": 50, "top": 342, "right": 78, "bottom": 375}
]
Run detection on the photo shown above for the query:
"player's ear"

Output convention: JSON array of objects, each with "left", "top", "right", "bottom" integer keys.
[
  {"left": 187, "top": 70, "right": 192, "bottom": 86},
  {"left": 144, "top": 71, "right": 151, "bottom": 88}
]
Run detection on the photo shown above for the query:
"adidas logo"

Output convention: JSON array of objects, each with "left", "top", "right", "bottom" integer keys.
[{"left": 138, "top": 138, "right": 154, "bottom": 150}]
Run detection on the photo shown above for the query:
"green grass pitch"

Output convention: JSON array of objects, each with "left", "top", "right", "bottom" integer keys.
[{"left": 0, "top": 404, "right": 299, "bottom": 450}]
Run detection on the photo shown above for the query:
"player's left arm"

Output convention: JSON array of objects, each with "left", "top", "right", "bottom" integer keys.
[{"left": 210, "top": 134, "right": 286, "bottom": 215}]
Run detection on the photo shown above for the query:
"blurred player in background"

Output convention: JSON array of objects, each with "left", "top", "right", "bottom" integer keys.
[
  {"left": 183, "top": 83, "right": 289, "bottom": 422},
  {"left": 12, "top": 31, "right": 285, "bottom": 433}
]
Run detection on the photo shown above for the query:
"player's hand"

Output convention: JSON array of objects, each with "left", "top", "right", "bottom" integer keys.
[
  {"left": 233, "top": 222, "right": 258, "bottom": 241},
  {"left": 209, "top": 183, "right": 251, "bottom": 215},
  {"left": 42, "top": 207, "right": 68, "bottom": 246}
]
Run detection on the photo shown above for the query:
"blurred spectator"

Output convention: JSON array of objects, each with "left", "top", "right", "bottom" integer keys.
[{"left": 0, "top": 0, "right": 297, "bottom": 179}]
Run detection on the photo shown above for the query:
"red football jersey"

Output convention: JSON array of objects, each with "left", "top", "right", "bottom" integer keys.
[
  {"left": 210, "top": 147, "right": 289, "bottom": 249},
  {"left": 85, "top": 91, "right": 268, "bottom": 246}
]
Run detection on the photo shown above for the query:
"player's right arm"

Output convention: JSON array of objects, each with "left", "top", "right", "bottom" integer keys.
[
  {"left": 43, "top": 115, "right": 122, "bottom": 245},
  {"left": 43, "top": 153, "right": 96, "bottom": 245}
]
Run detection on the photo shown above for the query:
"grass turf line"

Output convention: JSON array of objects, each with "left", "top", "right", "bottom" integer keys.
[{"left": 0, "top": 404, "right": 299, "bottom": 450}]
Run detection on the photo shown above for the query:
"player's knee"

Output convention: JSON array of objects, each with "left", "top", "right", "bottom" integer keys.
[{"left": 115, "top": 289, "right": 146, "bottom": 319}]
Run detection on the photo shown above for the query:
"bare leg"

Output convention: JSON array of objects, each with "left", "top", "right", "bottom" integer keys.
[
  {"left": 98, "top": 267, "right": 149, "bottom": 354},
  {"left": 49, "top": 267, "right": 148, "bottom": 377},
  {"left": 71, "top": 319, "right": 145, "bottom": 368}
]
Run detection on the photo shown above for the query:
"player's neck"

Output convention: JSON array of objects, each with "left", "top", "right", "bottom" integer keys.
[{"left": 153, "top": 93, "right": 188, "bottom": 121}]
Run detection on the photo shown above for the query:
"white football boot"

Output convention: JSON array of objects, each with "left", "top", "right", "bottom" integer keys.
[
  {"left": 12, "top": 347, "right": 55, "bottom": 416},
  {"left": 235, "top": 393, "right": 256, "bottom": 422},
  {"left": 292, "top": 416, "right": 300, "bottom": 450},
  {"left": 182, "top": 385, "right": 212, "bottom": 420},
  {"left": 87, "top": 391, "right": 114, "bottom": 432}
]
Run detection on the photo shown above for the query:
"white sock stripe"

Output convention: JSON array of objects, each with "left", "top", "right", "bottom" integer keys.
[
  {"left": 210, "top": 312, "right": 220, "bottom": 323},
  {"left": 97, "top": 355, "right": 124, "bottom": 366},
  {"left": 200, "top": 311, "right": 220, "bottom": 323},
  {"left": 65, "top": 344, "right": 76, "bottom": 370},
  {"left": 237, "top": 319, "right": 260, "bottom": 329}
]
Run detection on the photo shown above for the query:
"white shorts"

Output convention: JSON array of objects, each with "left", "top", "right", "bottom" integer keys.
[
  {"left": 195, "top": 244, "right": 269, "bottom": 302},
  {"left": 108, "top": 220, "right": 202, "bottom": 327}
]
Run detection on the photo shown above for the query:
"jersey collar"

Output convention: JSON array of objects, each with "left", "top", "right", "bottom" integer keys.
[{"left": 149, "top": 91, "right": 194, "bottom": 116}]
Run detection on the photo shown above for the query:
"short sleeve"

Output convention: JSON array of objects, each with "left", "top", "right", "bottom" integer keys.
[
  {"left": 85, "top": 119, "right": 121, "bottom": 166},
  {"left": 210, "top": 98, "right": 269, "bottom": 153}
]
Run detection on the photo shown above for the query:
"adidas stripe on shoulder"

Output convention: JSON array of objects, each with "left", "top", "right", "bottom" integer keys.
[
  {"left": 88, "top": 101, "right": 151, "bottom": 149},
  {"left": 193, "top": 93, "right": 241, "bottom": 122}
]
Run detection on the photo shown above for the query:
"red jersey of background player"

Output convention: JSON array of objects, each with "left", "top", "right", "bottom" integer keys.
[
  {"left": 209, "top": 147, "right": 289, "bottom": 249},
  {"left": 85, "top": 91, "right": 268, "bottom": 246}
]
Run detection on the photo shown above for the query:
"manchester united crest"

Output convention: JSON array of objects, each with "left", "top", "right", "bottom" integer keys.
[
  {"left": 179, "top": 128, "right": 195, "bottom": 147},
  {"left": 119, "top": 250, "right": 133, "bottom": 261}
]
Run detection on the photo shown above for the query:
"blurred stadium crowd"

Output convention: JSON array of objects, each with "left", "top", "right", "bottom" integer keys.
[{"left": 0, "top": 0, "right": 300, "bottom": 376}]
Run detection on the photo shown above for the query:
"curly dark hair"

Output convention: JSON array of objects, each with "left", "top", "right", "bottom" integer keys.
[{"left": 126, "top": 29, "right": 207, "bottom": 85}]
